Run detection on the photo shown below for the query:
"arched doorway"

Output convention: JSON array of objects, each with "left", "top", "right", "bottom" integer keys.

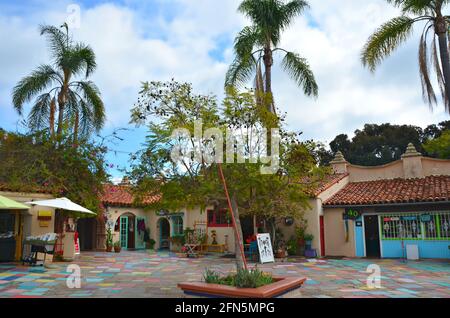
[{"left": 158, "top": 218, "right": 170, "bottom": 250}]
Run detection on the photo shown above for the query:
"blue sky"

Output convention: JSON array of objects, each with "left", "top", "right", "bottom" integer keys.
[{"left": 0, "top": 0, "right": 448, "bottom": 182}]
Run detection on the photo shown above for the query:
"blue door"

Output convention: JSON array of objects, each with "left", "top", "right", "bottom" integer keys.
[{"left": 135, "top": 217, "right": 147, "bottom": 250}]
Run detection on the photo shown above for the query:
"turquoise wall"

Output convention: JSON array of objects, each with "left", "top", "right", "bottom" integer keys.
[
  {"left": 382, "top": 240, "right": 450, "bottom": 259},
  {"left": 354, "top": 217, "right": 365, "bottom": 257}
]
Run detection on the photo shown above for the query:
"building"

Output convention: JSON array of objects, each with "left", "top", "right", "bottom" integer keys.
[{"left": 322, "top": 144, "right": 450, "bottom": 259}]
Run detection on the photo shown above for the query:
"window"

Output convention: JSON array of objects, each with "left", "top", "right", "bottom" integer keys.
[
  {"left": 172, "top": 215, "right": 183, "bottom": 235},
  {"left": 0, "top": 214, "right": 14, "bottom": 235},
  {"left": 207, "top": 209, "right": 230, "bottom": 227},
  {"left": 381, "top": 212, "right": 450, "bottom": 240}
]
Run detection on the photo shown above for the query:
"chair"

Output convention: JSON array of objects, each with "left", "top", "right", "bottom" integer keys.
[{"left": 244, "top": 241, "right": 259, "bottom": 262}]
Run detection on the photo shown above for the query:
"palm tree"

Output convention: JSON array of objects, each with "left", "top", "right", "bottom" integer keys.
[
  {"left": 362, "top": 0, "right": 450, "bottom": 114},
  {"left": 12, "top": 23, "right": 105, "bottom": 141},
  {"left": 225, "top": 0, "right": 318, "bottom": 114}
]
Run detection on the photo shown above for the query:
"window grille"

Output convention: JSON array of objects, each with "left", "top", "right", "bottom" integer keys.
[{"left": 380, "top": 212, "right": 450, "bottom": 241}]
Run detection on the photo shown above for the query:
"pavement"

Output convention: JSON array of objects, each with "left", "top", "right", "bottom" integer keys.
[{"left": 0, "top": 250, "right": 449, "bottom": 298}]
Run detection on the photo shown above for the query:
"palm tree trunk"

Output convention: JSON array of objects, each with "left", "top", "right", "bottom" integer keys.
[
  {"left": 436, "top": 14, "right": 450, "bottom": 111},
  {"left": 263, "top": 46, "right": 274, "bottom": 113},
  {"left": 49, "top": 97, "right": 56, "bottom": 137},
  {"left": 73, "top": 111, "right": 79, "bottom": 145},
  {"left": 231, "top": 193, "right": 245, "bottom": 271},
  {"left": 57, "top": 72, "right": 70, "bottom": 137}
]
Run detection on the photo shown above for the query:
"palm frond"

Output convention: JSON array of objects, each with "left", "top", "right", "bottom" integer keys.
[
  {"left": 431, "top": 36, "right": 450, "bottom": 111},
  {"left": 234, "top": 26, "right": 261, "bottom": 57},
  {"left": 386, "top": 0, "right": 434, "bottom": 15},
  {"left": 280, "top": 0, "right": 309, "bottom": 31},
  {"left": 39, "top": 24, "right": 68, "bottom": 61},
  {"left": 63, "top": 43, "right": 97, "bottom": 77},
  {"left": 28, "top": 93, "right": 51, "bottom": 131},
  {"left": 75, "top": 81, "right": 106, "bottom": 132},
  {"left": 281, "top": 51, "right": 318, "bottom": 97},
  {"left": 418, "top": 30, "right": 437, "bottom": 107},
  {"left": 12, "top": 65, "right": 61, "bottom": 115},
  {"left": 362, "top": 16, "right": 416, "bottom": 72},
  {"left": 225, "top": 54, "right": 257, "bottom": 89}
]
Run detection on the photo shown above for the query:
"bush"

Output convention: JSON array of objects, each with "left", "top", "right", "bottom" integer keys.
[{"left": 203, "top": 268, "right": 273, "bottom": 288}]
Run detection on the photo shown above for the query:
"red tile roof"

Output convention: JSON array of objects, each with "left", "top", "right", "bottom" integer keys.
[
  {"left": 101, "top": 184, "right": 160, "bottom": 207},
  {"left": 324, "top": 175, "right": 450, "bottom": 206},
  {"left": 313, "top": 173, "right": 348, "bottom": 196}
]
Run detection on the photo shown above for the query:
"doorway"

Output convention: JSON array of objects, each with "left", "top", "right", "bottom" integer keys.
[
  {"left": 77, "top": 218, "right": 96, "bottom": 251},
  {"left": 364, "top": 215, "right": 381, "bottom": 258},
  {"left": 158, "top": 218, "right": 170, "bottom": 250},
  {"left": 118, "top": 213, "right": 136, "bottom": 249}
]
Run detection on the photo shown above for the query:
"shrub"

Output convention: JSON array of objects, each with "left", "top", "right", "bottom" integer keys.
[{"left": 203, "top": 268, "right": 273, "bottom": 288}]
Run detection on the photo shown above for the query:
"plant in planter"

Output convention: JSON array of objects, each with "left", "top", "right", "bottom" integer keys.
[
  {"left": 143, "top": 228, "right": 156, "bottom": 249},
  {"left": 211, "top": 230, "right": 218, "bottom": 245},
  {"left": 304, "top": 234, "right": 314, "bottom": 250},
  {"left": 286, "top": 237, "right": 298, "bottom": 256},
  {"left": 106, "top": 227, "right": 113, "bottom": 252},
  {"left": 113, "top": 241, "right": 121, "bottom": 253}
]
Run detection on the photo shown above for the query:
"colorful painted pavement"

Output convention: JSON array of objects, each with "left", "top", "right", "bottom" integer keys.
[{"left": 0, "top": 251, "right": 449, "bottom": 298}]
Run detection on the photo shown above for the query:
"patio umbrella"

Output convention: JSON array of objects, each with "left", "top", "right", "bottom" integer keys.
[
  {"left": 25, "top": 197, "right": 95, "bottom": 215},
  {"left": 0, "top": 194, "right": 30, "bottom": 210}
]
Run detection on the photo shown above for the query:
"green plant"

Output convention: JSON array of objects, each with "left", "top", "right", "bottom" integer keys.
[
  {"left": 169, "top": 235, "right": 185, "bottom": 245},
  {"left": 304, "top": 234, "right": 314, "bottom": 242},
  {"left": 286, "top": 238, "right": 298, "bottom": 256},
  {"left": 113, "top": 241, "right": 121, "bottom": 248},
  {"left": 106, "top": 227, "right": 113, "bottom": 247},
  {"left": 203, "top": 268, "right": 273, "bottom": 288},
  {"left": 148, "top": 238, "right": 156, "bottom": 249}
]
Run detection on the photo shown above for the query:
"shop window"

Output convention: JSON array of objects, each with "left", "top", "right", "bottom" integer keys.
[
  {"left": 0, "top": 214, "right": 14, "bottom": 237},
  {"left": 172, "top": 215, "right": 183, "bottom": 235},
  {"left": 207, "top": 209, "right": 230, "bottom": 227},
  {"left": 381, "top": 214, "right": 421, "bottom": 240},
  {"left": 438, "top": 213, "right": 450, "bottom": 239}
]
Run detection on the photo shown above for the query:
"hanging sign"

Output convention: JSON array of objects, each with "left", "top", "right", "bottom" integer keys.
[
  {"left": 343, "top": 208, "right": 361, "bottom": 220},
  {"left": 256, "top": 233, "right": 275, "bottom": 264},
  {"left": 156, "top": 209, "right": 169, "bottom": 216}
]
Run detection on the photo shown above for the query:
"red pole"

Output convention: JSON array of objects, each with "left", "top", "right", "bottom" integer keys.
[{"left": 217, "top": 163, "right": 248, "bottom": 270}]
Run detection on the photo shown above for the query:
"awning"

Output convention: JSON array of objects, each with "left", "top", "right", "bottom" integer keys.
[
  {"left": 25, "top": 197, "right": 95, "bottom": 215},
  {"left": 0, "top": 195, "right": 30, "bottom": 210}
]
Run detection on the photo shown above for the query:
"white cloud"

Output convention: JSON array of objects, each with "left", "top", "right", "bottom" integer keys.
[{"left": 0, "top": 0, "right": 448, "bottom": 165}]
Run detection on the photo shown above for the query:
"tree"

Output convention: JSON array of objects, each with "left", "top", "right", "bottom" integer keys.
[
  {"left": 423, "top": 129, "right": 450, "bottom": 158},
  {"left": 362, "top": 0, "right": 450, "bottom": 113},
  {"left": 225, "top": 0, "right": 318, "bottom": 113},
  {"left": 12, "top": 23, "right": 105, "bottom": 142},
  {"left": 129, "top": 80, "right": 324, "bottom": 269},
  {"left": 0, "top": 129, "right": 109, "bottom": 215}
]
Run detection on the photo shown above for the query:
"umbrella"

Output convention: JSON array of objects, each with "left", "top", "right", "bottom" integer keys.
[
  {"left": 0, "top": 194, "right": 30, "bottom": 210},
  {"left": 25, "top": 197, "right": 95, "bottom": 215}
]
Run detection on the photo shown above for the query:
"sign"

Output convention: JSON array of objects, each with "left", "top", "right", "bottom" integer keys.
[
  {"left": 343, "top": 208, "right": 361, "bottom": 220},
  {"left": 156, "top": 209, "right": 169, "bottom": 216},
  {"left": 420, "top": 214, "right": 432, "bottom": 222},
  {"left": 256, "top": 233, "right": 275, "bottom": 264},
  {"left": 356, "top": 221, "right": 363, "bottom": 227},
  {"left": 401, "top": 216, "right": 417, "bottom": 221}
]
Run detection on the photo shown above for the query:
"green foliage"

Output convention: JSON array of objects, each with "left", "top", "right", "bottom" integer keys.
[
  {"left": 0, "top": 129, "right": 108, "bottom": 216},
  {"left": 361, "top": 0, "right": 450, "bottom": 112},
  {"left": 286, "top": 238, "right": 298, "bottom": 255},
  {"left": 320, "top": 121, "right": 450, "bottom": 166},
  {"left": 303, "top": 233, "right": 314, "bottom": 242},
  {"left": 226, "top": 0, "right": 317, "bottom": 99},
  {"left": 128, "top": 80, "right": 325, "bottom": 222},
  {"left": 423, "top": 130, "right": 450, "bottom": 159},
  {"left": 113, "top": 241, "right": 121, "bottom": 248},
  {"left": 203, "top": 268, "right": 273, "bottom": 288},
  {"left": 12, "top": 23, "right": 105, "bottom": 139},
  {"left": 106, "top": 227, "right": 113, "bottom": 247}
]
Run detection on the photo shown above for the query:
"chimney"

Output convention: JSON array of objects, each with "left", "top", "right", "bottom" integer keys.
[
  {"left": 401, "top": 143, "right": 423, "bottom": 179},
  {"left": 330, "top": 151, "right": 348, "bottom": 174}
]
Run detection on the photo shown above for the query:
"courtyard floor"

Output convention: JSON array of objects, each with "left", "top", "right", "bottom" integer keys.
[{"left": 0, "top": 250, "right": 449, "bottom": 298}]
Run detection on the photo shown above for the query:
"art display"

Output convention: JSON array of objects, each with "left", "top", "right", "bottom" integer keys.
[{"left": 256, "top": 233, "right": 274, "bottom": 264}]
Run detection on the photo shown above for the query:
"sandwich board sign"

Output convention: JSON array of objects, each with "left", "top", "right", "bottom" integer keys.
[{"left": 256, "top": 233, "right": 275, "bottom": 264}]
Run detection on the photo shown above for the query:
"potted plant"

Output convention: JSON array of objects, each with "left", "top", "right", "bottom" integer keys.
[
  {"left": 106, "top": 227, "right": 113, "bottom": 252},
  {"left": 113, "top": 241, "right": 121, "bottom": 253},
  {"left": 169, "top": 235, "right": 185, "bottom": 252},
  {"left": 143, "top": 228, "right": 155, "bottom": 249},
  {"left": 286, "top": 237, "right": 298, "bottom": 256},
  {"left": 304, "top": 234, "right": 314, "bottom": 250}
]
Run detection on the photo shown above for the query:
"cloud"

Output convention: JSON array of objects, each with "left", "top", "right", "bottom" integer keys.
[{"left": 0, "top": 0, "right": 448, "bottom": 177}]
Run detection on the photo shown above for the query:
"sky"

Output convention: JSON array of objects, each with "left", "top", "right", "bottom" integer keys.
[{"left": 0, "top": 0, "right": 448, "bottom": 182}]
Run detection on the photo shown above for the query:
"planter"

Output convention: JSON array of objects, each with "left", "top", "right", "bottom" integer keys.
[
  {"left": 305, "top": 241, "right": 312, "bottom": 250},
  {"left": 178, "top": 276, "right": 306, "bottom": 298},
  {"left": 114, "top": 246, "right": 121, "bottom": 253},
  {"left": 275, "top": 251, "right": 286, "bottom": 258},
  {"left": 106, "top": 245, "right": 113, "bottom": 252}
]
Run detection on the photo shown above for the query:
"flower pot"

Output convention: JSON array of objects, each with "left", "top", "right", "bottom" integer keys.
[
  {"left": 305, "top": 240, "right": 312, "bottom": 250},
  {"left": 106, "top": 245, "right": 113, "bottom": 252},
  {"left": 114, "top": 246, "right": 121, "bottom": 253},
  {"left": 178, "top": 276, "right": 307, "bottom": 298}
]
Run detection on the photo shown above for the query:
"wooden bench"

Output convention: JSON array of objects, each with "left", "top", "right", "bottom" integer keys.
[{"left": 201, "top": 244, "right": 225, "bottom": 253}]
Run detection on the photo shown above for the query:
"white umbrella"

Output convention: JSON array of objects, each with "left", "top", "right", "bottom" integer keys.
[{"left": 25, "top": 197, "right": 95, "bottom": 215}]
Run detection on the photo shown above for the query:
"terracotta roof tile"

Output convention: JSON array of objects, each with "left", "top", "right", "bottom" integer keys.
[
  {"left": 324, "top": 175, "right": 450, "bottom": 206},
  {"left": 313, "top": 173, "right": 349, "bottom": 196},
  {"left": 101, "top": 184, "right": 160, "bottom": 207}
]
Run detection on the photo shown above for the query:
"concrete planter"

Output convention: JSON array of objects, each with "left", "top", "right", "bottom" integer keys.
[{"left": 178, "top": 276, "right": 306, "bottom": 298}]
